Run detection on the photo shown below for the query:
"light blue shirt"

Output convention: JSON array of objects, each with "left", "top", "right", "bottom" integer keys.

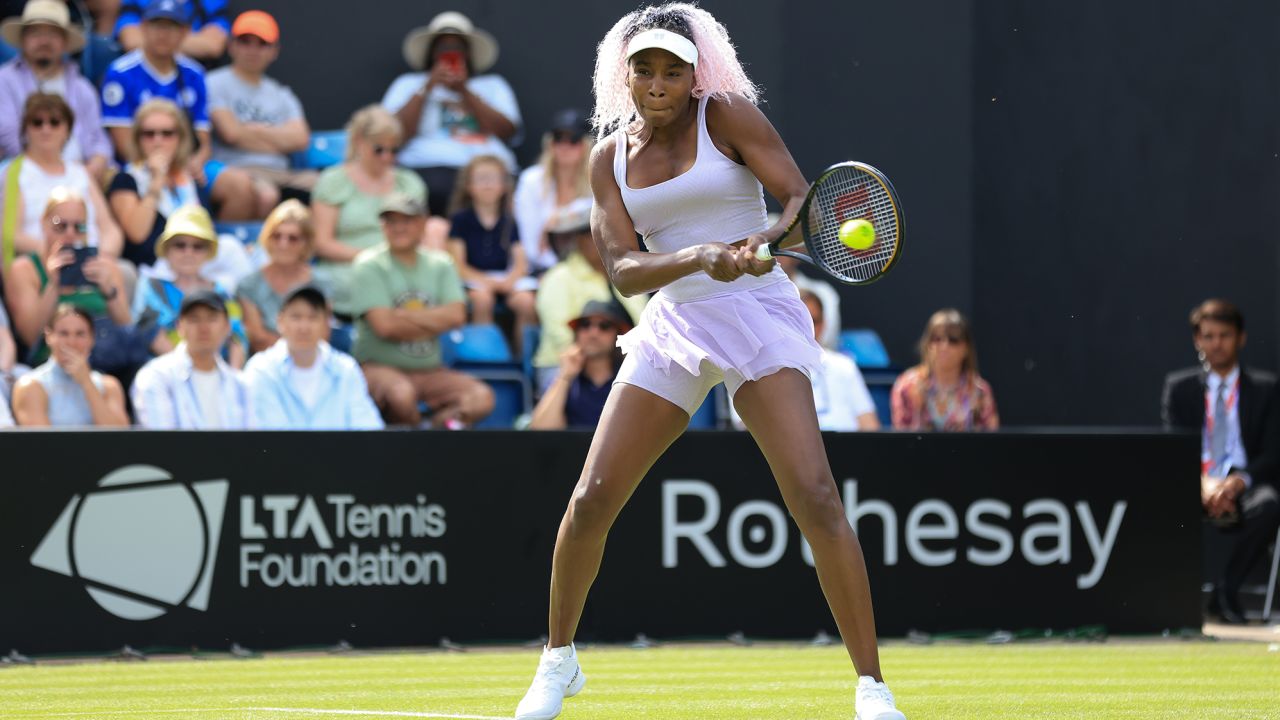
[
  {"left": 243, "top": 340, "right": 384, "bottom": 430},
  {"left": 131, "top": 345, "right": 252, "bottom": 429},
  {"left": 29, "top": 361, "right": 106, "bottom": 427}
]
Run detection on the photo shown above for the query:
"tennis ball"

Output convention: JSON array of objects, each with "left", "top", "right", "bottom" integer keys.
[{"left": 839, "top": 219, "right": 876, "bottom": 250}]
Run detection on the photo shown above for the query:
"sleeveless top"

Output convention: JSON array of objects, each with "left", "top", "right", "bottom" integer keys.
[
  {"left": 30, "top": 360, "right": 106, "bottom": 427},
  {"left": 613, "top": 94, "right": 785, "bottom": 302}
]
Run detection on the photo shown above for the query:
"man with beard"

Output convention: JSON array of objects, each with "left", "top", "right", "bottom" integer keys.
[{"left": 1163, "top": 298, "right": 1280, "bottom": 623}]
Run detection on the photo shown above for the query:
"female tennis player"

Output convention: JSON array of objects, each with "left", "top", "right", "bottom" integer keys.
[{"left": 516, "top": 5, "right": 906, "bottom": 719}]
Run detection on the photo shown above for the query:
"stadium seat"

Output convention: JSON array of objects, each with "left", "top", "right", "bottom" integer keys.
[
  {"left": 328, "top": 321, "right": 355, "bottom": 354},
  {"left": 471, "top": 370, "right": 530, "bottom": 429},
  {"left": 440, "top": 324, "right": 513, "bottom": 365},
  {"left": 522, "top": 325, "right": 541, "bottom": 384},
  {"left": 840, "top": 328, "right": 891, "bottom": 369},
  {"left": 687, "top": 384, "right": 725, "bottom": 429},
  {"left": 860, "top": 370, "right": 896, "bottom": 427},
  {"left": 291, "top": 130, "right": 347, "bottom": 170},
  {"left": 214, "top": 221, "right": 264, "bottom": 247}
]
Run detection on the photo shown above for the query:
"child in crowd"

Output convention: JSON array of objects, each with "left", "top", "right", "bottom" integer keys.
[{"left": 446, "top": 154, "right": 537, "bottom": 353}]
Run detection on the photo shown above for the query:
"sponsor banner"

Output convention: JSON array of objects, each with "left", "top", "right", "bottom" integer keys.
[{"left": 0, "top": 431, "right": 1200, "bottom": 654}]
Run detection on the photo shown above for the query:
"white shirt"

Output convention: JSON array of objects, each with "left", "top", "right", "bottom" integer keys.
[
  {"left": 513, "top": 164, "right": 588, "bottom": 272},
  {"left": 732, "top": 349, "right": 876, "bottom": 431},
  {"left": 790, "top": 272, "right": 842, "bottom": 350},
  {"left": 381, "top": 73, "right": 522, "bottom": 171},
  {"left": 190, "top": 368, "right": 223, "bottom": 429},
  {"left": 290, "top": 362, "right": 323, "bottom": 410},
  {"left": 1205, "top": 365, "right": 1249, "bottom": 485},
  {"left": 131, "top": 345, "right": 253, "bottom": 429},
  {"left": 16, "top": 160, "right": 100, "bottom": 247}
]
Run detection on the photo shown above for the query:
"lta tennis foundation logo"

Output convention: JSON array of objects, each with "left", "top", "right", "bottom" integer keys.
[{"left": 29, "top": 465, "right": 229, "bottom": 620}]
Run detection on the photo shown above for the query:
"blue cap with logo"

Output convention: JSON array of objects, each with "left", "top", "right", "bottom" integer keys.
[{"left": 143, "top": 0, "right": 191, "bottom": 24}]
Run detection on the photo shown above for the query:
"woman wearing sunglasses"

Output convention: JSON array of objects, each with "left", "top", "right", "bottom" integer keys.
[
  {"left": 312, "top": 104, "right": 426, "bottom": 319},
  {"left": 107, "top": 97, "right": 203, "bottom": 270},
  {"left": 133, "top": 204, "right": 249, "bottom": 368},
  {"left": 890, "top": 308, "right": 999, "bottom": 431},
  {"left": 2, "top": 93, "right": 122, "bottom": 268},
  {"left": 3, "top": 187, "right": 134, "bottom": 367}
]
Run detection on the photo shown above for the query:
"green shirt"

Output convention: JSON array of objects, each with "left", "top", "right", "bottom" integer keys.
[
  {"left": 350, "top": 245, "right": 465, "bottom": 370},
  {"left": 312, "top": 165, "right": 426, "bottom": 315}
]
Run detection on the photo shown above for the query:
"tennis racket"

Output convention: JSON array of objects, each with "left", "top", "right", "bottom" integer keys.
[{"left": 754, "top": 161, "right": 903, "bottom": 285}]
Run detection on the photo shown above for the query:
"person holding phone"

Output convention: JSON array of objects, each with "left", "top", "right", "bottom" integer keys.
[
  {"left": 4, "top": 186, "right": 134, "bottom": 367},
  {"left": 382, "top": 11, "right": 522, "bottom": 219},
  {"left": 10, "top": 303, "right": 129, "bottom": 427}
]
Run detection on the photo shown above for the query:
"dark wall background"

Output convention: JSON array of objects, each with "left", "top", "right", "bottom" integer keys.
[
  {"left": 972, "top": 1, "right": 1280, "bottom": 424},
  {"left": 225, "top": 0, "right": 1276, "bottom": 425}
]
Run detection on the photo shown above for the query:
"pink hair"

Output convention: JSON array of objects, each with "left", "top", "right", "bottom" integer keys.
[{"left": 591, "top": 3, "right": 760, "bottom": 137}]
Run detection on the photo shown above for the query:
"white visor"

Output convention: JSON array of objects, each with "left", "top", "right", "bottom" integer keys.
[{"left": 625, "top": 28, "right": 698, "bottom": 66}]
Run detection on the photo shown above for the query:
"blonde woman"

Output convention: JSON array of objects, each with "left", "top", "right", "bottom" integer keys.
[
  {"left": 513, "top": 108, "right": 593, "bottom": 273},
  {"left": 236, "top": 200, "right": 329, "bottom": 352},
  {"left": 4, "top": 188, "right": 135, "bottom": 367},
  {"left": 311, "top": 104, "right": 426, "bottom": 317},
  {"left": 107, "top": 98, "right": 201, "bottom": 269},
  {"left": 890, "top": 308, "right": 999, "bottom": 431}
]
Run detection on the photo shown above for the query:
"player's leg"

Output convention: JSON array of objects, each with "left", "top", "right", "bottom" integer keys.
[
  {"left": 547, "top": 381, "right": 692, "bottom": 645},
  {"left": 733, "top": 368, "right": 882, "bottom": 675},
  {"left": 734, "top": 368, "right": 905, "bottom": 719},
  {"left": 518, "top": 366, "right": 708, "bottom": 720}
]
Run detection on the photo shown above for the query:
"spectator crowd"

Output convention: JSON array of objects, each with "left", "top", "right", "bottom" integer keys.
[{"left": 0, "top": 0, "right": 1275, "bottom": 629}]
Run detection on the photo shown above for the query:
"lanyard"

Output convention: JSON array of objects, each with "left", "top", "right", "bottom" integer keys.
[{"left": 1201, "top": 375, "right": 1240, "bottom": 474}]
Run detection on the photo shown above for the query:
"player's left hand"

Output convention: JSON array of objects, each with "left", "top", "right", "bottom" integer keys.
[{"left": 738, "top": 234, "right": 776, "bottom": 276}]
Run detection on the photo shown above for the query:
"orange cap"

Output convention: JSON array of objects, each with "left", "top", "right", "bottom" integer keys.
[{"left": 231, "top": 10, "right": 278, "bottom": 43}]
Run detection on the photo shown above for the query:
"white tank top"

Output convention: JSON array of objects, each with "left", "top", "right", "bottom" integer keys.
[{"left": 613, "top": 95, "right": 785, "bottom": 302}]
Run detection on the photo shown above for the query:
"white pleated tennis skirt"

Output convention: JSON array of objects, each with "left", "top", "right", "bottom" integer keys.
[{"left": 615, "top": 278, "right": 823, "bottom": 415}]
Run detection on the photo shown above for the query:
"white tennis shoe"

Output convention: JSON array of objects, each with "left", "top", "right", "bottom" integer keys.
[
  {"left": 855, "top": 675, "right": 906, "bottom": 720},
  {"left": 514, "top": 643, "right": 587, "bottom": 720}
]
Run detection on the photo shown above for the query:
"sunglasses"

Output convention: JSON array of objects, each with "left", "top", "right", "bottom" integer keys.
[
  {"left": 141, "top": 128, "right": 179, "bottom": 139},
  {"left": 576, "top": 318, "right": 617, "bottom": 332},
  {"left": 50, "top": 216, "right": 88, "bottom": 234},
  {"left": 169, "top": 240, "right": 211, "bottom": 253},
  {"left": 372, "top": 144, "right": 398, "bottom": 156},
  {"left": 552, "top": 131, "right": 584, "bottom": 145},
  {"left": 929, "top": 334, "right": 964, "bottom": 346},
  {"left": 28, "top": 116, "right": 64, "bottom": 129}
]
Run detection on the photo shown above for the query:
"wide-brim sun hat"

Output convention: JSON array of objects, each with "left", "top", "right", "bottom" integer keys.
[
  {"left": 402, "top": 11, "right": 498, "bottom": 74},
  {"left": 1, "top": 0, "right": 86, "bottom": 54},
  {"left": 157, "top": 205, "right": 218, "bottom": 257}
]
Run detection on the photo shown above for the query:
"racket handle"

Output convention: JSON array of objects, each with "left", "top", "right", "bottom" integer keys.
[{"left": 755, "top": 244, "right": 774, "bottom": 261}]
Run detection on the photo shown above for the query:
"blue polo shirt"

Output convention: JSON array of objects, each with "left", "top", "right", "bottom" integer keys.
[
  {"left": 564, "top": 372, "right": 616, "bottom": 429},
  {"left": 101, "top": 50, "right": 210, "bottom": 132}
]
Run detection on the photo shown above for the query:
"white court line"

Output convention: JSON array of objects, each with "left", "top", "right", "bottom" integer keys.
[
  {"left": 9, "top": 708, "right": 511, "bottom": 719},
  {"left": 253, "top": 708, "right": 511, "bottom": 719}
]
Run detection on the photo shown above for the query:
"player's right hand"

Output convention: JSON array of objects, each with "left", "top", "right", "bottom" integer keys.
[{"left": 697, "top": 243, "right": 746, "bottom": 283}]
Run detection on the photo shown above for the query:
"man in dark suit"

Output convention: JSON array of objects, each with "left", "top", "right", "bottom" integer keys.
[{"left": 1162, "top": 299, "right": 1280, "bottom": 623}]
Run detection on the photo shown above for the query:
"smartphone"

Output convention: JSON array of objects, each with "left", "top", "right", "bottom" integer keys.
[
  {"left": 438, "top": 50, "right": 465, "bottom": 75},
  {"left": 59, "top": 246, "right": 97, "bottom": 289}
]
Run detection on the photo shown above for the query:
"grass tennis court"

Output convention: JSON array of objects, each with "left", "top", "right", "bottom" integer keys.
[{"left": 2, "top": 641, "right": 1278, "bottom": 719}]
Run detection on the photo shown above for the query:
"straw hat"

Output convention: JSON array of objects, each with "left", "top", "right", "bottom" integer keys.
[
  {"left": 1, "top": 0, "right": 86, "bottom": 54},
  {"left": 402, "top": 11, "right": 498, "bottom": 73},
  {"left": 156, "top": 205, "right": 218, "bottom": 257}
]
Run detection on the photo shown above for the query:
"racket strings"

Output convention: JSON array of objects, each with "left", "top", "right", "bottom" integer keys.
[{"left": 808, "top": 167, "right": 900, "bottom": 283}]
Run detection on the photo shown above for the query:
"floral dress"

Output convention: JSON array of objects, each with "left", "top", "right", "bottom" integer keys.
[{"left": 890, "top": 365, "right": 999, "bottom": 431}]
